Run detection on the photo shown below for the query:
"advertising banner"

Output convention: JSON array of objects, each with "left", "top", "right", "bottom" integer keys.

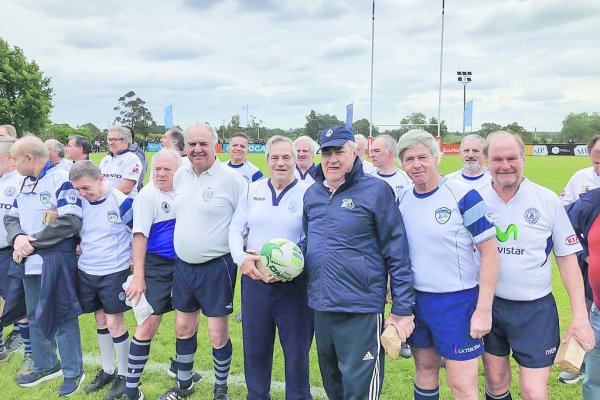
[{"left": 221, "top": 143, "right": 266, "bottom": 153}]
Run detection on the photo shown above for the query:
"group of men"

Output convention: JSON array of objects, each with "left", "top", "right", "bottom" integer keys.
[{"left": 0, "top": 121, "right": 597, "bottom": 400}]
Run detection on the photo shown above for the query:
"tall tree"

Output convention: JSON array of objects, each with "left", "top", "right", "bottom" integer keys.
[
  {"left": 560, "top": 112, "right": 600, "bottom": 143},
  {"left": 0, "top": 38, "right": 53, "bottom": 134},
  {"left": 351, "top": 118, "right": 379, "bottom": 137},
  {"left": 113, "top": 90, "right": 155, "bottom": 137},
  {"left": 304, "top": 110, "right": 343, "bottom": 140},
  {"left": 478, "top": 122, "right": 502, "bottom": 137}
]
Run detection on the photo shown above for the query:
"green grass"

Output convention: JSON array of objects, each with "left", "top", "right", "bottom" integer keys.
[{"left": 0, "top": 153, "right": 590, "bottom": 399}]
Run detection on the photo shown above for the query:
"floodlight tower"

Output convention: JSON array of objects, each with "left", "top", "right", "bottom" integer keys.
[{"left": 457, "top": 71, "right": 472, "bottom": 134}]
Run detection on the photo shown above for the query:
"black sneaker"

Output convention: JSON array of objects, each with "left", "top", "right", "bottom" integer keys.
[
  {"left": 214, "top": 384, "right": 229, "bottom": 400},
  {"left": 84, "top": 369, "right": 117, "bottom": 394},
  {"left": 103, "top": 375, "right": 126, "bottom": 400},
  {"left": 119, "top": 390, "right": 144, "bottom": 400},
  {"left": 5, "top": 330, "right": 24, "bottom": 353},
  {"left": 166, "top": 358, "right": 203, "bottom": 383},
  {"left": 59, "top": 373, "right": 85, "bottom": 396},
  {"left": 158, "top": 383, "right": 194, "bottom": 400},
  {"left": 17, "top": 363, "right": 63, "bottom": 387}
]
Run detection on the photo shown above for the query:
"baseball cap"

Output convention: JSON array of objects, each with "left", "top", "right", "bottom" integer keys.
[{"left": 318, "top": 125, "right": 355, "bottom": 151}]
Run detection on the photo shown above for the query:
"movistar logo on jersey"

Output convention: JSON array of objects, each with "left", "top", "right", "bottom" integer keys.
[
  {"left": 341, "top": 198, "right": 355, "bottom": 209},
  {"left": 496, "top": 224, "right": 518, "bottom": 242}
]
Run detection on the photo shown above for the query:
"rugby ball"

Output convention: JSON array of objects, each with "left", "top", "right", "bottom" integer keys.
[{"left": 259, "top": 238, "right": 304, "bottom": 280}]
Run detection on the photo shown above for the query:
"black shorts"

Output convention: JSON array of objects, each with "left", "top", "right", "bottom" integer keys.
[
  {"left": 0, "top": 247, "right": 12, "bottom": 298},
  {"left": 172, "top": 254, "right": 237, "bottom": 317},
  {"left": 78, "top": 268, "right": 131, "bottom": 314},
  {"left": 484, "top": 293, "right": 560, "bottom": 368},
  {"left": 144, "top": 253, "right": 175, "bottom": 316}
]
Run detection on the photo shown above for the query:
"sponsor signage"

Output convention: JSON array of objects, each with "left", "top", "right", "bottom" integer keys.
[
  {"left": 221, "top": 143, "right": 266, "bottom": 153},
  {"left": 531, "top": 144, "right": 587, "bottom": 156}
]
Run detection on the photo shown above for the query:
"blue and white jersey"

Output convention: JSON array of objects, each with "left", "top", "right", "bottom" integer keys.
[
  {"left": 133, "top": 184, "right": 176, "bottom": 259},
  {"left": 224, "top": 159, "right": 264, "bottom": 183},
  {"left": 78, "top": 188, "right": 133, "bottom": 276},
  {"left": 99, "top": 150, "right": 143, "bottom": 198},
  {"left": 371, "top": 168, "right": 412, "bottom": 199},
  {"left": 398, "top": 178, "right": 496, "bottom": 293},
  {"left": 0, "top": 169, "right": 24, "bottom": 249},
  {"left": 9, "top": 161, "right": 83, "bottom": 275},
  {"left": 479, "top": 178, "right": 583, "bottom": 301},
  {"left": 445, "top": 168, "right": 492, "bottom": 192},
  {"left": 57, "top": 158, "right": 73, "bottom": 172},
  {"left": 294, "top": 164, "right": 317, "bottom": 186},
  {"left": 229, "top": 178, "right": 308, "bottom": 266},
  {"left": 560, "top": 166, "right": 600, "bottom": 206}
]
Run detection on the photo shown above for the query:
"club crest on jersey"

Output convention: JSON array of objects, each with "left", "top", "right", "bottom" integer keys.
[
  {"left": 395, "top": 185, "right": 404, "bottom": 196},
  {"left": 161, "top": 201, "right": 171, "bottom": 213},
  {"left": 39, "top": 191, "right": 51, "bottom": 204},
  {"left": 288, "top": 201, "right": 298, "bottom": 213},
  {"left": 341, "top": 198, "right": 355, "bottom": 210},
  {"left": 202, "top": 187, "right": 213, "bottom": 202},
  {"left": 435, "top": 207, "right": 451, "bottom": 224},
  {"left": 4, "top": 186, "right": 16, "bottom": 197},
  {"left": 524, "top": 208, "right": 540, "bottom": 224},
  {"left": 107, "top": 211, "right": 119, "bottom": 223}
]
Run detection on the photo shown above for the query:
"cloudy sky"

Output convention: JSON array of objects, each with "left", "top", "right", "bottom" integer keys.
[{"left": 2, "top": 0, "right": 599, "bottom": 133}]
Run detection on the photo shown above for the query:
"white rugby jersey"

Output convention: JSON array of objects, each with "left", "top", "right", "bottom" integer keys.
[
  {"left": 229, "top": 178, "right": 308, "bottom": 266},
  {"left": 371, "top": 168, "right": 412, "bottom": 199},
  {"left": 0, "top": 170, "right": 24, "bottom": 249},
  {"left": 99, "top": 150, "right": 143, "bottom": 198},
  {"left": 560, "top": 167, "right": 600, "bottom": 206},
  {"left": 224, "top": 159, "right": 264, "bottom": 182},
  {"left": 294, "top": 164, "right": 316, "bottom": 186},
  {"left": 57, "top": 158, "right": 73, "bottom": 172},
  {"left": 78, "top": 188, "right": 133, "bottom": 276},
  {"left": 362, "top": 159, "right": 377, "bottom": 175},
  {"left": 9, "top": 162, "right": 82, "bottom": 275},
  {"left": 398, "top": 178, "right": 496, "bottom": 293},
  {"left": 445, "top": 168, "right": 492, "bottom": 192},
  {"left": 174, "top": 159, "right": 247, "bottom": 264},
  {"left": 479, "top": 178, "right": 582, "bottom": 301},
  {"left": 133, "top": 184, "right": 176, "bottom": 259}
]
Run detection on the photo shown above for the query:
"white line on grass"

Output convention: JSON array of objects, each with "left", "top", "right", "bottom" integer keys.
[{"left": 83, "top": 355, "right": 327, "bottom": 399}]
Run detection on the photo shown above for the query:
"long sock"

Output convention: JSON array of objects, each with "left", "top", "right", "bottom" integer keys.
[
  {"left": 414, "top": 384, "right": 439, "bottom": 400},
  {"left": 12, "top": 323, "right": 20, "bottom": 335},
  {"left": 176, "top": 334, "right": 197, "bottom": 390},
  {"left": 486, "top": 389, "right": 512, "bottom": 400},
  {"left": 19, "top": 322, "right": 31, "bottom": 355},
  {"left": 112, "top": 331, "right": 130, "bottom": 376},
  {"left": 97, "top": 328, "right": 115, "bottom": 374},
  {"left": 124, "top": 336, "right": 150, "bottom": 398},
  {"left": 213, "top": 339, "right": 232, "bottom": 386},
  {"left": 0, "top": 325, "right": 4, "bottom": 351}
]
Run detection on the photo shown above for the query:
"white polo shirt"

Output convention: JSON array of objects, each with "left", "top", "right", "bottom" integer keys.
[
  {"left": 99, "top": 150, "right": 143, "bottom": 198},
  {"left": 174, "top": 158, "right": 246, "bottom": 264},
  {"left": 479, "top": 178, "right": 583, "bottom": 301},
  {"left": 560, "top": 166, "right": 600, "bottom": 206},
  {"left": 224, "top": 159, "right": 264, "bottom": 182},
  {"left": 133, "top": 184, "right": 176, "bottom": 259},
  {"left": 8, "top": 162, "right": 83, "bottom": 275},
  {"left": 78, "top": 188, "right": 133, "bottom": 276},
  {"left": 229, "top": 178, "right": 308, "bottom": 266},
  {"left": 294, "top": 164, "right": 317, "bottom": 186},
  {"left": 371, "top": 168, "right": 412, "bottom": 199},
  {"left": 446, "top": 168, "right": 492, "bottom": 192},
  {"left": 0, "top": 169, "right": 24, "bottom": 249}
]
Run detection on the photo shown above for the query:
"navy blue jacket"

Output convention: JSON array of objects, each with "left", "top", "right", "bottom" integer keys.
[{"left": 300, "top": 158, "right": 414, "bottom": 315}]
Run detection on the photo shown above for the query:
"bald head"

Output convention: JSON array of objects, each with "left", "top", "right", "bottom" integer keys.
[
  {"left": 0, "top": 125, "right": 17, "bottom": 138},
  {"left": 11, "top": 136, "right": 49, "bottom": 176}
]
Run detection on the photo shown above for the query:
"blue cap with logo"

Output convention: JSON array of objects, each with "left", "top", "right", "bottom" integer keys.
[{"left": 318, "top": 125, "right": 355, "bottom": 151}]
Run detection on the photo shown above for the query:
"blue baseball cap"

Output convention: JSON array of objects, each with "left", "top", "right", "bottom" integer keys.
[{"left": 318, "top": 125, "right": 355, "bottom": 151}]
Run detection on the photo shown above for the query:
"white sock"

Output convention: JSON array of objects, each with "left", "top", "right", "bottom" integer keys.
[
  {"left": 97, "top": 328, "right": 115, "bottom": 375},
  {"left": 112, "top": 331, "right": 130, "bottom": 376}
]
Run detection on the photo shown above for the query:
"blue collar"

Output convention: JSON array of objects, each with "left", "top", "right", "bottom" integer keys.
[
  {"left": 462, "top": 171, "right": 486, "bottom": 181},
  {"left": 228, "top": 160, "right": 245, "bottom": 169},
  {"left": 28, "top": 160, "right": 54, "bottom": 181},
  {"left": 108, "top": 149, "right": 131, "bottom": 157},
  {"left": 377, "top": 171, "right": 397, "bottom": 178},
  {"left": 413, "top": 177, "right": 447, "bottom": 199},
  {"left": 296, "top": 164, "right": 316, "bottom": 180},
  {"left": 268, "top": 178, "right": 298, "bottom": 206}
]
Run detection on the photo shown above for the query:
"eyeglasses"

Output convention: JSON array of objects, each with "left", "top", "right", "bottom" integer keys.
[{"left": 107, "top": 138, "right": 124, "bottom": 143}]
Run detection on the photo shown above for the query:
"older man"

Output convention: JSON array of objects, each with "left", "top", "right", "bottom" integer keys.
[
  {"left": 161, "top": 128, "right": 190, "bottom": 166},
  {"left": 301, "top": 125, "right": 414, "bottom": 399},
  {"left": 65, "top": 135, "right": 91, "bottom": 163},
  {"left": 354, "top": 133, "right": 376, "bottom": 174},
  {"left": 446, "top": 134, "right": 491, "bottom": 190},
  {"left": 370, "top": 135, "right": 411, "bottom": 199},
  {"left": 225, "top": 132, "right": 263, "bottom": 182},
  {"left": 160, "top": 124, "right": 246, "bottom": 400},
  {"left": 4, "top": 136, "right": 84, "bottom": 396},
  {"left": 0, "top": 124, "right": 17, "bottom": 138},
  {"left": 293, "top": 135, "right": 318, "bottom": 185},
  {"left": 99, "top": 126, "right": 143, "bottom": 198},
  {"left": 480, "top": 131, "right": 595, "bottom": 400},
  {"left": 45, "top": 139, "right": 72, "bottom": 172}
]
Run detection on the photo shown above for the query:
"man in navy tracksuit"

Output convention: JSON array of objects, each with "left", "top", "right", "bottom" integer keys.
[{"left": 300, "top": 126, "right": 415, "bottom": 400}]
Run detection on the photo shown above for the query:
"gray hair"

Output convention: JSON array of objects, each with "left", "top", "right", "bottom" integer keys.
[
  {"left": 168, "top": 128, "right": 185, "bottom": 151},
  {"left": 265, "top": 135, "right": 297, "bottom": 162},
  {"left": 375, "top": 134, "right": 397, "bottom": 158},
  {"left": 0, "top": 124, "right": 17, "bottom": 138},
  {"left": 108, "top": 126, "right": 133, "bottom": 144},
  {"left": 396, "top": 129, "right": 442, "bottom": 163},
  {"left": 151, "top": 148, "right": 182, "bottom": 170},
  {"left": 484, "top": 130, "right": 525, "bottom": 158},
  {"left": 460, "top": 134, "right": 485, "bottom": 151},
  {"left": 293, "top": 135, "right": 318, "bottom": 156},
  {"left": 354, "top": 134, "right": 368, "bottom": 146},
  {"left": 0, "top": 136, "right": 16, "bottom": 154},
  {"left": 185, "top": 123, "right": 219, "bottom": 146},
  {"left": 69, "top": 160, "right": 101, "bottom": 181},
  {"left": 47, "top": 139, "right": 65, "bottom": 158}
]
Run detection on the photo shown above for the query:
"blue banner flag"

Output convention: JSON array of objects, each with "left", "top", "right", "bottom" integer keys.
[
  {"left": 164, "top": 105, "right": 173, "bottom": 128},
  {"left": 464, "top": 100, "right": 473, "bottom": 127},
  {"left": 345, "top": 103, "right": 353, "bottom": 128}
]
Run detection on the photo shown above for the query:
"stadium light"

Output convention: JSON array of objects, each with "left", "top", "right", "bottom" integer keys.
[{"left": 457, "top": 71, "right": 472, "bottom": 134}]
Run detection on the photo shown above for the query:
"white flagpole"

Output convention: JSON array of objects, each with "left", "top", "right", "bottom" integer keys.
[
  {"left": 437, "top": 0, "right": 446, "bottom": 138},
  {"left": 369, "top": 0, "right": 375, "bottom": 138}
]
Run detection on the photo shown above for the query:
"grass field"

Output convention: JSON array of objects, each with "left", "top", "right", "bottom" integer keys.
[{"left": 0, "top": 152, "right": 591, "bottom": 399}]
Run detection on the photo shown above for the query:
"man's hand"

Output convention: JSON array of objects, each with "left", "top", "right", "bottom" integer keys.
[
  {"left": 125, "top": 274, "right": 146, "bottom": 306},
  {"left": 564, "top": 316, "right": 596, "bottom": 352},
  {"left": 470, "top": 307, "right": 492, "bottom": 339},
  {"left": 14, "top": 235, "right": 36, "bottom": 258},
  {"left": 240, "top": 251, "right": 270, "bottom": 282},
  {"left": 12, "top": 250, "right": 23, "bottom": 264},
  {"left": 76, "top": 245, "right": 82, "bottom": 256},
  {"left": 384, "top": 313, "right": 415, "bottom": 342}
]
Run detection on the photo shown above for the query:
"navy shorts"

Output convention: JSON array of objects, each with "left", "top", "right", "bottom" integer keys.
[
  {"left": 144, "top": 253, "right": 175, "bottom": 316},
  {"left": 484, "top": 293, "right": 560, "bottom": 368},
  {"left": 408, "top": 286, "right": 484, "bottom": 361},
  {"left": 78, "top": 268, "right": 131, "bottom": 314},
  {"left": 172, "top": 254, "right": 237, "bottom": 317},
  {"left": 0, "top": 247, "right": 12, "bottom": 298}
]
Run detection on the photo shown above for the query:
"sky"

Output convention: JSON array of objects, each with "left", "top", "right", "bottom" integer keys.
[{"left": 1, "top": 0, "right": 599, "bottom": 133}]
